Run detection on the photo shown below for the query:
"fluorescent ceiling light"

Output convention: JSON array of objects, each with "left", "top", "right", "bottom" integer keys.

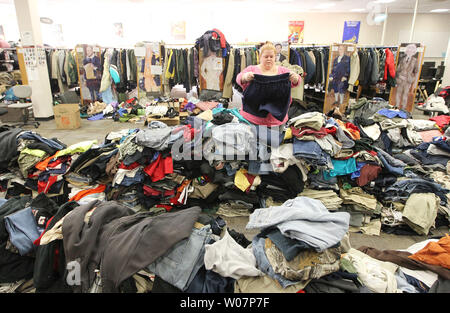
[
  {"left": 350, "top": 8, "right": 365, "bottom": 12},
  {"left": 275, "top": 0, "right": 294, "bottom": 2},
  {"left": 374, "top": 0, "right": 396, "bottom": 3},
  {"left": 430, "top": 9, "right": 449, "bottom": 13},
  {"left": 315, "top": 3, "right": 336, "bottom": 9}
]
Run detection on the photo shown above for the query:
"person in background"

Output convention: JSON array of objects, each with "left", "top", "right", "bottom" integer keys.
[
  {"left": 83, "top": 45, "right": 101, "bottom": 102},
  {"left": 237, "top": 41, "right": 300, "bottom": 126},
  {"left": 275, "top": 43, "right": 286, "bottom": 62}
]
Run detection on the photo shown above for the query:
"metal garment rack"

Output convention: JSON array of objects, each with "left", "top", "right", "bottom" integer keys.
[
  {"left": 289, "top": 44, "right": 330, "bottom": 47},
  {"left": 357, "top": 45, "right": 398, "bottom": 49}
]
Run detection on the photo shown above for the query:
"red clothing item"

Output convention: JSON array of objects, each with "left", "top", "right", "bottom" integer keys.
[
  {"left": 384, "top": 48, "right": 396, "bottom": 81},
  {"left": 35, "top": 153, "right": 59, "bottom": 171},
  {"left": 430, "top": 115, "right": 450, "bottom": 129},
  {"left": 69, "top": 184, "right": 106, "bottom": 202},
  {"left": 356, "top": 164, "right": 382, "bottom": 187},
  {"left": 38, "top": 176, "right": 59, "bottom": 194},
  {"left": 143, "top": 154, "right": 174, "bottom": 182},
  {"left": 119, "top": 162, "right": 141, "bottom": 170},
  {"left": 33, "top": 216, "right": 55, "bottom": 246},
  {"left": 212, "top": 28, "right": 227, "bottom": 49},
  {"left": 291, "top": 126, "right": 330, "bottom": 139},
  {"left": 156, "top": 204, "right": 173, "bottom": 212},
  {"left": 143, "top": 185, "right": 175, "bottom": 197},
  {"left": 243, "top": 172, "right": 257, "bottom": 193}
]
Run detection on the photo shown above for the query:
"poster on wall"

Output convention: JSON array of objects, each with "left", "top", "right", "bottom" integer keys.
[
  {"left": 54, "top": 24, "right": 64, "bottom": 47},
  {"left": 114, "top": 23, "right": 124, "bottom": 38},
  {"left": 323, "top": 43, "right": 356, "bottom": 114},
  {"left": 199, "top": 48, "right": 225, "bottom": 92},
  {"left": 74, "top": 44, "right": 102, "bottom": 105},
  {"left": 342, "top": 21, "right": 361, "bottom": 44},
  {"left": 274, "top": 41, "right": 289, "bottom": 63},
  {"left": 135, "top": 42, "right": 163, "bottom": 99},
  {"left": 389, "top": 43, "right": 425, "bottom": 112},
  {"left": 171, "top": 21, "right": 186, "bottom": 40},
  {"left": 288, "top": 21, "right": 304, "bottom": 44}
]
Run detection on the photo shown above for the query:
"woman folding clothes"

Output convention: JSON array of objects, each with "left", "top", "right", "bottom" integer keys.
[{"left": 236, "top": 42, "right": 301, "bottom": 127}]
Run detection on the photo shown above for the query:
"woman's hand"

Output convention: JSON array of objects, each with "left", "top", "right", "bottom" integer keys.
[
  {"left": 289, "top": 72, "right": 299, "bottom": 84},
  {"left": 241, "top": 72, "right": 254, "bottom": 83}
]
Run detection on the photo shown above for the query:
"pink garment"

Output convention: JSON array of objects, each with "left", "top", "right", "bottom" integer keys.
[
  {"left": 419, "top": 129, "right": 444, "bottom": 143},
  {"left": 195, "top": 101, "right": 219, "bottom": 111},
  {"left": 0, "top": 40, "right": 11, "bottom": 48},
  {"left": 236, "top": 65, "right": 300, "bottom": 126}
]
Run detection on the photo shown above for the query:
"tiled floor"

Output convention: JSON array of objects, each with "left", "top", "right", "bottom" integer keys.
[{"left": 20, "top": 109, "right": 449, "bottom": 251}]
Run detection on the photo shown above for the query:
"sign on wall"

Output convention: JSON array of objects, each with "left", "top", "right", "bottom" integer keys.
[
  {"left": 171, "top": 21, "right": 186, "bottom": 40},
  {"left": 342, "top": 21, "right": 361, "bottom": 44},
  {"left": 114, "top": 23, "right": 123, "bottom": 38},
  {"left": 288, "top": 21, "right": 304, "bottom": 44}
]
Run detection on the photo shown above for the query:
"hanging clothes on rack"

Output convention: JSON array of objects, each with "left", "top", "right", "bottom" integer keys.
[
  {"left": 226, "top": 46, "right": 259, "bottom": 95},
  {"left": 384, "top": 47, "right": 397, "bottom": 88},
  {"left": 348, "top": 49, "right": 360, "bottom": 92},
  {"left": 162, "top": 46, "right": 198, "bottom": 94}
]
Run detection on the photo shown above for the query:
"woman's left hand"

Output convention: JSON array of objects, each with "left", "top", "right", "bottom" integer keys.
[{"left": 289, "top": 72, "right": 299, "bottom": 84}]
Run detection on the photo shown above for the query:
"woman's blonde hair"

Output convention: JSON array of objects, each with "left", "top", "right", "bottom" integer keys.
[{"left": 260, "top": 41, "right": 277, "bottom": 55}]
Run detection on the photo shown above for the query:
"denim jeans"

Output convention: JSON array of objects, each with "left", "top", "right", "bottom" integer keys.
[
  {"left": 147, "top": 225, "right": 212, "bottom": 291},
  {"left": 4, "top": 207, "right": 42, "bottom": 256},
  {"left": 384, "top": 178, "right": 449, "bottom": 205},
  {"left": 293, "top": 138, "right": 331, "bottom": 167},
  {"left": 375, "top": 147, "right": 405, "bottom": 175},
  {"left": 252, "top": 236, "right": 300, "bottom": 288},
  {"left": 18, "top": 132, "right": 65, "bottom": 150},
  {"left": 247, "top": 197, "right": 350, "bottom": 252}
]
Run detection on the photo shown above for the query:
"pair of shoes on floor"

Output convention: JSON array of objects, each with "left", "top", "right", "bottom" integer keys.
[{"left": 165, "top": 107, "right": 178, "bottom": 118}]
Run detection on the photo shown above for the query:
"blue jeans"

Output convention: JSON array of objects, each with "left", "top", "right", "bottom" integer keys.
[
  {"left": 18, "top": 132, "right": 65, "bottom": 150},
  {"left": 4, "top": 207, "right": 42, "bottom": 256},
  {"left": 252, "top": 236, "right": 300, "bottom": 288},
  {"left": 147, "top": 225, "right": 212, "bottom": 291}
]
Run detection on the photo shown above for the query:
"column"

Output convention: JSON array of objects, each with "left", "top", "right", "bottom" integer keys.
[
  {"left": 14, "top": 0, "right": 54, "bottom": 119},
  {"left": 442, "top": 36, "right": 450, "bottom": 86}
]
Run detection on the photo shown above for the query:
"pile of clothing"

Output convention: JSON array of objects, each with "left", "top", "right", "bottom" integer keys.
[{"left": 0, "top": 90, "right": 449, "bottom": 293}]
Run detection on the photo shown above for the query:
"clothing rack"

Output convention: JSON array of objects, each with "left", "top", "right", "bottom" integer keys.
[
  {"left": 290, "top": 44, "right": 330, "bottom": 48},
  {"left": 163, "top": 43, "right": 194, "bottom": 47},
  {"left": 357, "top": 45, "right": 397, "bottom": 48},
  {"left": 231, "top": 45, "right": 257, "bottom": 48}
]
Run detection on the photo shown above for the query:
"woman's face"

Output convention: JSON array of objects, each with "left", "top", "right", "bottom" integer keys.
[
  {"left": 86, "top": 46, "right": 93, "bottom": 56},
  {"left": 260, "top": 49, "right": 276, "bottom": 69}
]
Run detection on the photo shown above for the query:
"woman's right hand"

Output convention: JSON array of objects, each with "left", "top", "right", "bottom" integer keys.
[{"left": 242, "top": 72, "right": 254, "bottom": 83}]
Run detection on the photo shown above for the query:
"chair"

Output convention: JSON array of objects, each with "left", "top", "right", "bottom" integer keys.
[{"left": 0, "top": 85, "right": 39, "bottom": 128}]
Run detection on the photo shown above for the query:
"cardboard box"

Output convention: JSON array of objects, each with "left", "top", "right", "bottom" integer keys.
[
  {"left": 147, "top": 116, "right": 180, "bottom": 126},
  {"left": 53, "top": 103, "right": 81, "bottom": 129}
]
